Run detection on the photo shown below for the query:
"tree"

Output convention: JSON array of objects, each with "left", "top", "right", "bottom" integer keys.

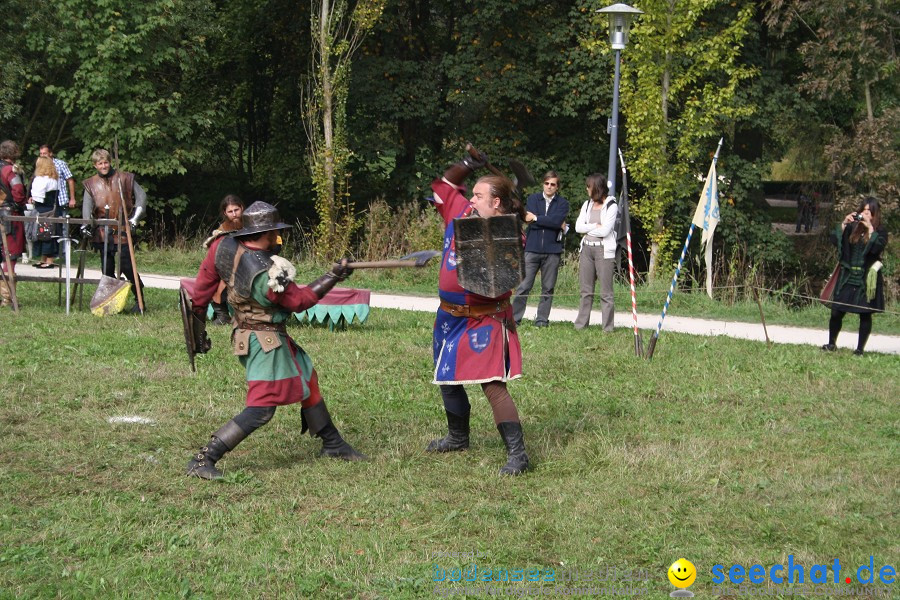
[
  {"left": 32, "top": 0, "right": 220, "bottom": 182},
  {"left": 304, "top": 0, "right": 384, "bottom": 260},
  {"left": 621, "top": 0, "right": 757, "bottom": 278},
  {"left": 765, "top": 0, "right": 900, "bottom": 214}
]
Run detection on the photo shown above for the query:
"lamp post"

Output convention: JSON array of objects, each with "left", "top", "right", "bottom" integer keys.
[{"left": 596, "top": 2, "right": 643, "bottom": 197}]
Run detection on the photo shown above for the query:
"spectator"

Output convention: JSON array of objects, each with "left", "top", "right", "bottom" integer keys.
[
  {"left": 822, "top": 197, "right": 888, "bottom": 355},
  {"left": 0, "top": 140, "right": 27, "bottom": 308},
  {"left": 39, "top": 145, "right": 76, "bottom": 213},
  {"left": 512, "top": 171, "right": 569, "bottom": 327},
  {"left": 795, "top": 192, "right": 813, "bottom": 233},
  {"left": 204, "top": 194, "right": 245, "bottom": 324},
  {"left": 573, "top": 174, "right": 618, "bottom": 331},
  {"left": 29, "top": 156, "right": 60, "bottom": 268}
]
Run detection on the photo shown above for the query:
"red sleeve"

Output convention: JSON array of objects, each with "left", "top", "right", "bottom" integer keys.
[
  {"left": 1, "top": 166, "right": 26, "bottom": 205},
  {"left": 191, "top": 238, "right": 223, "bottom": 312},
  {"left": 265, "top": 282, "right": 320, "bottom": 313},
  {"left": 431, "top": 178, "right": 469, "bottom": 225}
]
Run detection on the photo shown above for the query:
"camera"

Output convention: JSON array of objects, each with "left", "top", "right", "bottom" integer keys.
[{"left": 852, "top": 213, "right": 863, "bottom": 222}]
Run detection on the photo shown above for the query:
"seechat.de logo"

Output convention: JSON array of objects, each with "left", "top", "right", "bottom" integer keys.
[{"left": 711, "top": 555, "right": 896, "bottom": 586}]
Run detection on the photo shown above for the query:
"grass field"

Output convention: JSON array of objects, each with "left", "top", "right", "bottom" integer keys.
[{"left": 1, "top": 284, "right": 897, "bottom": 598}]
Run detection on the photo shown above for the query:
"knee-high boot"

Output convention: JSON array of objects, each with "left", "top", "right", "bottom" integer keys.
[
  {"left": 302, "top": 401, "right": 366, "bottom": 461},
  {"left": 186, "top": 420, "right": 249, "bottom": 480},
  {"left": 497, "top": 422, "right": 530, "bottom": 476},
  {"left": 426, "top": 411, "right": 470, "bottom": 452}
]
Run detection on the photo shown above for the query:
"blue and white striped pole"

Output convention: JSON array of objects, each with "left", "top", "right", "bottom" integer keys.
[{"left": 645, "top": 138, "right": 724, "bottom": 359}]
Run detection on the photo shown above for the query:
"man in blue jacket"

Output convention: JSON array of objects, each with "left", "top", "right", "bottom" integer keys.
[{"left": 512, "top": 171, "right": 569, "bottom": 327}]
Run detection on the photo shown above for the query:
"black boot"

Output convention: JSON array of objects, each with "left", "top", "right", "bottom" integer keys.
[
  {"left": 211, "top": 301, "right": 231, "bottom": 325},
  {"left": 186, "top": 420, "right": 249, "bottom": 479},
  {"left": 497, "top": 422, "right": 530, "bottom": 476},
  {"left": 426, "top": 411, "right": 470, "bottom": 452},
  {"left": 302, "top": 401, "right": 366, "bottom": 461}
]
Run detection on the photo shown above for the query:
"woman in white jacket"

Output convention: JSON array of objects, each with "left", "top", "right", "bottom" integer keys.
[
  {"left": 574, "top": 173, "right": 618, "bottom": 331},
  {"left": 29, "top": 156, "right": 60, "bottom": 268}
]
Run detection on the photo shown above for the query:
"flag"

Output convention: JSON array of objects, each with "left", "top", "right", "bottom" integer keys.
[{"left": 691, "top": 160, "right": 720, "bottom": 298}]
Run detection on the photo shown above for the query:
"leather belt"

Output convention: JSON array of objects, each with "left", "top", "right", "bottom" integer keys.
[
  {"left": 236, "top": 321, "right": 286, "bottom": 332},
  {"left": 582, "top": 240, "right": 604, "bottom": 247},
  {"left": 439, "top": 299, "right": 510, "bottom": 318}
]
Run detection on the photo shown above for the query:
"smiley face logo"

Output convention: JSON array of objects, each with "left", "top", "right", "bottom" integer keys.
[{"left": 668, "top": 558, "right": 697, "bottom": 588}]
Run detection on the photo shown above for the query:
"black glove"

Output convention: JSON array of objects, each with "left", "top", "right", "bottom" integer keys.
[
  {"left": 331, "top": 258, "right": 353, "bottom": 281},
  {"left": 308, "top": 258, "right": 353, "bottom": 299},
  {"left": 443, "top": 150, "right": 489, "bottom": 186},
  {"left": 462, "top": 150, "right": 488, "bottom": 171}
]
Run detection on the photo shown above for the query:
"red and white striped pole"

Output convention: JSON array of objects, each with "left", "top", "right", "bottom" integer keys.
[{"left": 618, "top": 149, "right": 643, "bottom": 357}]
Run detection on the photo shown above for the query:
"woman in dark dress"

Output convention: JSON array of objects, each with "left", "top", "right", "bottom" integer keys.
[{"left": 822, "top": 197, "right": 888, "bottom": 355}]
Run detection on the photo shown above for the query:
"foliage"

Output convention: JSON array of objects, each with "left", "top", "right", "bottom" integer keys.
[
  {"left": 622, "top": 0, "right": 758, "bottom": 279},
  {"left": 32, "top": 0, "right": 220, "bottom": 180},
  {"left": 305, "top": 0, "right": 385, "bottom": 260},
  {"left": 764, "top": 0, "right": 900, "bottom": 211},
  {"left": 826, "top": 107, "right": 900, "bottom": 215},
  {"left": 358, "top": 199, "right": 444, "bottom": 261}
]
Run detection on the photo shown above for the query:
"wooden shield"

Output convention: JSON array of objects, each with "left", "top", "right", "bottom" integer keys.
[{"left": 453, "top": 214, "right": 524, "bottom": 298}]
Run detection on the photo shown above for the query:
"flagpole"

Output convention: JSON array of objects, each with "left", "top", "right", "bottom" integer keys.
[
  {"left": 645, "top": 138, "right": 723, "bottom": 359},
  {"left": 618, "top": 148, "right": 643, "bottom": 357}
]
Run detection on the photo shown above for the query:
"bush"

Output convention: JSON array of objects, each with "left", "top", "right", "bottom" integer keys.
[{"left": 358, "top": 199, "right": 443, "bottom": 260}]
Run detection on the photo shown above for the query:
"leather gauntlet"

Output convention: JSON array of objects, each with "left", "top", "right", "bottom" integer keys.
[{"left": 307, "top": 259, "right": 352, "bottom": 299}]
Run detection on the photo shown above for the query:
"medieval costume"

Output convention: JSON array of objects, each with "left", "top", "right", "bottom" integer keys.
[
  {"left": 0, "top": 150, "right": 26, "bottom": 308},
  {"left": 426, "top": 153, "right": 530, "bottom": 475},
  {"left": 81, "top": 162, "right": 147, "bottom": 311},
  {"left": 203, "top": 211, "right": 244, "bottom": 325},
  {"left": 185, "top": 201, "right": 364, "bottom": 480},
  {"left": 823, "top": 202, "right": 888, "bottom": 355}
]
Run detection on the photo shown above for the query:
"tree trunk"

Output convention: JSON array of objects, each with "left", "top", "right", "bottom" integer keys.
[
  {"left": 647, "top": 215, "right": 664, "bottom": 279},
  {"left": 864, "top": 79, "right": 874, "bottom": 122},
  {"left": 321, "top": 0, "right": 336, "bottom": 239}
]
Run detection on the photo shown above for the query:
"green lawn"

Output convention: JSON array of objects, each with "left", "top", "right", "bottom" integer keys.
[{"left": 0, "top": 285, "right": 897, "bottom": 598}]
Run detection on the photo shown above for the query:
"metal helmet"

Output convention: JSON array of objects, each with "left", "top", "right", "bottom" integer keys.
[{"left": 232, "top": 201, "right": 292, "bottom": 237}]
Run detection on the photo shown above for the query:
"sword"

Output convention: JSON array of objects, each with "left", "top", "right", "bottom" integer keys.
[{"left": 60, "top": 215, "right": 73, "bottom": 314}]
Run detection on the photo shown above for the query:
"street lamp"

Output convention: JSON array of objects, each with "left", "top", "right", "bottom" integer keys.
[{"left": 596, "top": 2, "right": 643, "bottom": 196}]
